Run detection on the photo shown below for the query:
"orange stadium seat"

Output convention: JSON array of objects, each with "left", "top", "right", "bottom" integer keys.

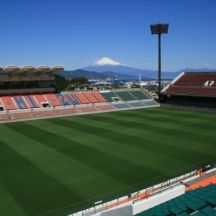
[
  {"left": 92, "top": 92, "right": 106, "bottom": 102},
  {"left": 34, "top": 94, "right": 49, "bottom": 104},
  {"left": 44, "top": 93, "right": 61, "bottom": 107},
  {"left": 1, "top": 96, "right": 17, "bottom": 110},
  {"left": 73, "top": 92, "right": 89, "bottom": 104},
  {"left": 82, "top": 92, "right": 98, "bottom": 103}
]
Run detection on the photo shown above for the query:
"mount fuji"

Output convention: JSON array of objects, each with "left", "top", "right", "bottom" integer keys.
[
  {"left": 60, "top": 57, "right": 216, "bottom": 80},
  {"left": 84, "top": 57, "right": 147, "bottom": 75},
  {"left": 83, "top": 57, "right": 177, "bottom": 79}
]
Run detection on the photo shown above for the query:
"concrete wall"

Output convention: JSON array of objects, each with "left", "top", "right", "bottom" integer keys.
[{"left": 132, "top": 184, "right": 185, "bottom": 215}]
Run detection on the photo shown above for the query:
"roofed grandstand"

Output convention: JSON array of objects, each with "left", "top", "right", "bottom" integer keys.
[
  {"left": 0, "top": 65, "right": 158, "bottom": 122},
  {"left": 161, "top": 72, "right": 216, "bottom": 108}
]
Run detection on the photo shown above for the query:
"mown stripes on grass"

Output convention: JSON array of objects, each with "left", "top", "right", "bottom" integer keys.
[{"left": 0, "top": 107, "right": 216, "bottom": 216}]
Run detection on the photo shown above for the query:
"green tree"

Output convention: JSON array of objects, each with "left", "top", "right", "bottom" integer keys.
[
  {"left": 55, "top": 74, "right": 69, "bottom": 91},
  {"left": 70, "top": 77, "right": 89, "bottom": 85}
]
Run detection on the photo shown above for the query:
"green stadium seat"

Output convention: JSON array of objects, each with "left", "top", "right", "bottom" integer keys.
[
  {"left": 177, "top": 212, "right": 191, "bottom": 216},
  {"left": 192, "top": 211, "right": 206, "bottom": 216},
  {"left": 115, "top": 91, "right": 135, "bottom": 101},
  {"left": 136, "top": 184, "right": 216, "bottom": 216},
  {"left": 130, "top": 90, "right": 149, "bottom": 100},
  {"left": 101, "top": 92, "right": 119, "bottom": 102},
  {"left": 201, "top": 206, "right": 216, "bottom": 215}
]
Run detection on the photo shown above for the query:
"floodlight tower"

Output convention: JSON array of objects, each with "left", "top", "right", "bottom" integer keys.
[{"left": 150, "top": 23, "right": 169, "bottom": 102}]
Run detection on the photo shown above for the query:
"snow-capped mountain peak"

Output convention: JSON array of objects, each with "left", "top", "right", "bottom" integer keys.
[{"left": 95, "top": 57, "right": 121, "bottom": 66}]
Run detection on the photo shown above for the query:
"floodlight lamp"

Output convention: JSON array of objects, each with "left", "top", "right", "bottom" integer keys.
[{"left": 150, "top": 24, "right": 169, "bottom": 34}]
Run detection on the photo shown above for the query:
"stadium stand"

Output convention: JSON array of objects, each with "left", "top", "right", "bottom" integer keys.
[
  {"left": 92, "top": 92, "right": 106, "bottom": 102},
  {"left": 115, "top": 91, "right": 136, "bottom": 101},
  {"left": 101, "top": 91, "right": 119, "bottom": 102},
  {"left": 127, "top": 101, "right": 145, "bottom": 107},
  {"left": 13, "top": 96, "right": 29, "bottom": 109},
  {"left": 1, "top": 96, "right": 17, "bottom": 110},
  {"left": 44, "top": 93, "right": 62, "bottom": 107},
  {"left": 112, "top": 102, "right": 130, "bottom": 109},
  {"left": 0, "top": 65, "right": 159, "bottom": 122},
  {"left": 24, "top": 95, "right": 41, "bottom": 108},
  {"left": 0, "top": 89, "right": 158, "bottom": 122},
  {"left": 73, "top": 92, "right": 90, "bottom": 104},
  {"left": 82, "top": 92, "right": 98, "bottom": 103},
  {"left": 130, "top": 90, "right": 149, "bottom": 100},
  {"left": 174, "top": 73, "right": 216, "bottom": 87},
  {"left": 34, "top": 94, "right": 50, "bottom": 106},
  {"left": 136, "top": 184, "right": 216, "bottom": 216},
  {"left": 162, "top": 72, "right": 216, "bottom": 96},
  {"left": 67, "top": 93, "right": 80, "bottom": 105},
  {"left": 57, "top": 94, "right": 74, "bottom": 106},
  {"left": 162, "top": 72, "right": 216, "bottom": 108}
]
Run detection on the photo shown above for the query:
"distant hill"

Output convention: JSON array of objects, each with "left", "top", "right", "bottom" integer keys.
[
  {"left": 59, "top": 69, "right": 138, "bottom": 80},
  {"left": 83, "top": 57, "right": 178, "bottom": 79}
]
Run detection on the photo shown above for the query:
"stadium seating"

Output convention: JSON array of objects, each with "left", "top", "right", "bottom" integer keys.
[
  {"left": 92, "top": 92, "right": 106, "bottom": 102},
  {"left": 174, "top": 73, "right": 216, "bottom": 87},
  {"left": 69, "top": 93, "right": 80, "bottom": 105},
  {"left": 101, "top": 92, "right": 119, "bottom": 102},
  {"left": 136, "top": 184, "right": 216, "bottom": 216},
  {"left": 127, "top": 100, "right": 158, "bottom": 108},
  {"left": 73, "top": 92, "right": 89, "bottom": 104},
  {"left": 82, "top": 92, "right": 98, "bottom": 103},
  {"left": 163, "top": 72, "right": 216, "bottom": 97},
  {"left": 14, "top": 96, "right": 29, "bottom": 109},
  {"left": 166, "top": 86, "right": 216, "bottom": 96},
  {"left": 45, "top": 93, "right": 62, "bottom": 107},
  {"left": 34, "top": 94, "right": 49, "bottom": 104},
  {"left": 0, "top": 89, "right": 157, "bottom": 122},
  {"left": 57, "top": 94, "right": 74, "bottom": 106},
  {"left": 115, "top": 91, "right": 136, "bottom": 101},
  {"left": 112, "top": 103, "right": 130, "bottom": 109},
  {"left": 1, "top": 96, "right": 17, "bottom": 110},
  {"left": 101, "top": 90, "right": 150, "bottom": 102},
  {"left": 24, "top": 95, "right": 41, "bottom": 108},
  {"left": 130, "top": 91, "right": 149, "bottom": 100},
  {"left": 128, "top": 101, "right": 146, "bottom": 107},
  {"left": 142, "top": 100, "right": 159, "bottom": 106}
]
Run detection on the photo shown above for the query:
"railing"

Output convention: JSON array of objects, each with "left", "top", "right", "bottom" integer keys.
[{"left": 69, "top": 165, "right": 213, "bottom": 216}]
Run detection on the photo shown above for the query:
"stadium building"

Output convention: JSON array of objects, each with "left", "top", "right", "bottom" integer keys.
[
  {"left": 161, "top": 71, "right": 216, "bottom": 108},
  {"left": 0, "top": 65, "right": 159, "bottom": 121}
]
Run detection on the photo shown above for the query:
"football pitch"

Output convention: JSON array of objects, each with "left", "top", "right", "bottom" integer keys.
[{"left": 0, "top": 107, "right": 216, "bottom": 216}]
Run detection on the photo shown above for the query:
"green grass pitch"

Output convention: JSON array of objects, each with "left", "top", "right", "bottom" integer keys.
[{"left": 0, "top": 107, "right": 216, "bottom": 216}]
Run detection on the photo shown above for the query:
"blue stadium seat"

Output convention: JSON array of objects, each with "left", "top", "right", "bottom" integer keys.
[{"left": 14, "top": 96, "right": 28, "bottom": 109}]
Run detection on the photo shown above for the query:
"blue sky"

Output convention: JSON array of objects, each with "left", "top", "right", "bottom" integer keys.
[{"left": 0, "top": 0, "right": 216, "bottom": 71}]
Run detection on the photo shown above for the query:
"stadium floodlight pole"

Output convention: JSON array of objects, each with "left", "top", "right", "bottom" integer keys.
[{"left": 150, "top": 23, "right": 169, "bottom": 102}]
